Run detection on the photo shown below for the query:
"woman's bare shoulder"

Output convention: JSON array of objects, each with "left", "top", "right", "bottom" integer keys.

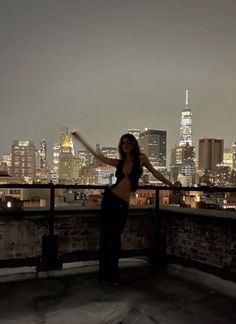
[
  {"left": 139, "top": 153, "right": 147, "bottom": 160},
  {"left": 139, "top": 153, "right": 147, "bottom": 164}
]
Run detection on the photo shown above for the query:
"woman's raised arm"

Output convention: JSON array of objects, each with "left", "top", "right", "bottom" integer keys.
[
  {"left": 72, "top": 131, "right": 118, "bottom": 167},
  {"left": 140, "top": 153, "right": 173, "bottom": 186}
]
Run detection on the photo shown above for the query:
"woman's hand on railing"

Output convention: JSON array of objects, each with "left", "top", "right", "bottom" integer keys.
[{"left": 174, "top": 181, "right": 182, "bottom": 187}]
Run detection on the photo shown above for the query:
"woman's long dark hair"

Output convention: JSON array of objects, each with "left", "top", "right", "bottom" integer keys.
[{"left": 118, "top": 133, "right": 141, "bottom": 160}]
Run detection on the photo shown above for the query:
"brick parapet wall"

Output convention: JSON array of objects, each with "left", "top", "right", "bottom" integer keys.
[
  {"left": 160, "top": 209, "right": 236, "bottom": 276},
  {"left": 0, "top": 218, "right": 48, "bottom": 261},
  {"left": 0, "top": 207, "right": 235, "bottom": 281},
  {"left": 50, "top": 209, "right": 156, "bottom": 258},
  {"left": 0, "top": 208, "right": 156, "bottom": 265}
]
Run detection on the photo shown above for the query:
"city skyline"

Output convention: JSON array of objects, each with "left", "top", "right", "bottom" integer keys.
[
  {"left": 1, "top": 126, "right": 231, "bottom": 166},
  {"left": 1, "top": 0, "right": 236, "bottom": 160},
  {"left": 0, "top": 108, "right": 233, "bottom": 169}
]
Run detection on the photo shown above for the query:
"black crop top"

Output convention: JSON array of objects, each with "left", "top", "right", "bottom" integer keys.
[{"left": 114, "top": 155, "right": 143, "bottom": 192}]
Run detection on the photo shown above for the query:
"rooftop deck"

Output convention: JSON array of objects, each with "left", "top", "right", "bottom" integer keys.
[
  {"left": 0, "top": 260, "right": 236, "bottom": 324},
  {"left": 0, "top": 184, "right": 236, "bottom": 323}
]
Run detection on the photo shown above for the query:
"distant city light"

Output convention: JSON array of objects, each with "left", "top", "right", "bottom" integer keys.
[{"left": 7, "top": 201, "right": 12, "bottom": 208}]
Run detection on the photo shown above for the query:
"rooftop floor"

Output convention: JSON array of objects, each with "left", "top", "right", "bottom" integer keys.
[{"left": 0, "top": 260, "right": 236, "bottom": 324}]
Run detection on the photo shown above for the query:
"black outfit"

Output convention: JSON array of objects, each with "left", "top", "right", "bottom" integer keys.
[
  {"left": 99, "top": 155, "right": 142, "bottom": 283},
  {"left": 114, "top": 157, "right": 142, "bottom": 192}
]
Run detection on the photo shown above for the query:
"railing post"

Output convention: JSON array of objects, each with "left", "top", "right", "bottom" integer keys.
[
  {"left": 38, "top": 183, "right": 62, "bottom": 271},
  {"left": 150, "top": 187, "right": 167, "bottom": 268},
  {"left": 49, "top": 183, "right": 55, "bottom": 236},
  {"left": 155, "top": 187, "right": 160, "bottom": 213}
]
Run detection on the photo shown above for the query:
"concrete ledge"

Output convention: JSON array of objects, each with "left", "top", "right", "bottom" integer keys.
[
  {"left": 166, "top": 263, "right": 236, "bottom": 299},
  {"left": 161, "top": 206, "right": 236, "bottom": 222}
]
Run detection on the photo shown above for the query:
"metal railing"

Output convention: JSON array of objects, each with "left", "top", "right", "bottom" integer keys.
[
  {"left": 1, "top": 183, "right": 236, "bottom": 235},
  {"left": 1, "top": 184, "right": 236, "bottom": 270},
  {"left": 1, "top": 183, "right": 236, "bottom": 210}
]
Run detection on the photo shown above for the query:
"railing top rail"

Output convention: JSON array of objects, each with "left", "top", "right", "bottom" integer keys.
[{"left": 0, "top": 183, "right": 236, "bottom": 192}]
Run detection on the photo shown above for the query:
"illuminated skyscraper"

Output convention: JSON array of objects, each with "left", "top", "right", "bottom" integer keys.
[
  {"left": 58, "top": 135, "right": 75, "bottom": 183},
  {"left": 128, "top": 129, "right": 141, "bottom": 140},
  {"left": 0, "top": 154, "right": 11, "bottom": 175},
  {"left": 223, "top": 148, "right": 232, "bottom": 169},
  {"left": 11, "top": 140, "right": 36, "bottom": 183},
  {"left": 139, "top": 129, "right": 167, "bottom": 169},
  {"left": 170, "top": 90, "right": 195, "bottom": 185},
  {"left": 39, "top": 139, "right": 47, "bottom": 169},
  {"left": 138, "top": 129, "right": 167, "bottom": 184},
  {"left": 101, "top": 147, "right": 118, "bottom": 159},
  {"left": 179, "top": 90, "right": 193, "bottom": 146},
  {"left": 77, "top": 150, "right": 90, "bottom": 167},
  {"left": 170, "top": 144, "right": 196, "bottom": 185},
  {"left": 231, "top": 140, "right": 236, "bottom": 185},
  {"left": 51, "top": 143, "right": 60, "bottom": 184},
  {"left": 60, "top": 127, "right": 74, "bottom": 156},
  {"left": 97, "top": 147, "right": 117, "bottom": 184},
  {"left": 232, "top": 140, "right": 236, "bottom": 170}
]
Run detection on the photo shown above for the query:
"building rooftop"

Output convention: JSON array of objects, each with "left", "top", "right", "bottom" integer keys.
[
  {"left": 1, "top": 184, "right": 236, "bottom": 323},
  {"left": 0, "top": 260, "right": 236, "bottom": 324}
]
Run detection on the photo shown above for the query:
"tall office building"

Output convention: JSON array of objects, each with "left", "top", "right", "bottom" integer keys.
[
  {"left": 179, "top": 90, "right": 193, "bottom": 146},
  {"left": 139, "top": 129, "right": 167, "bottom": 169},
  {"left": 93, "top": 144, "right": 102, "bottom": 167},
  {"left": 223, "top": 148, "right": 232, "bottom": 169},
  {"left": 39, "top": 139, "right": 47, "bottom": 169},
  {"left": 213, "top": 165, "right": 231, "bottom": 186},
  {"left": 11, "top": 140, "right": 36, "bottom": 183},
  {"left": 170, "top": 145, "right": 196, "bottom": 185},
  {"left": 96, "top": 165, "right": 116, "bottom": 185},
  {"left": 128, "top": 129, "right": 141, "bottom": 140},
  {"left": 97, "top": 147, "right": 117, "bottom": 184},
  {"left": 231, "top": 140, "right": 236, "bottom": 185},
  {"left": 232, "top": 140, "right": 236, "bottom": 170},
  {"left": 198, "top": 138, "right": 224, "bottom": 170},
  {"left": 35, "top": 139, "right": 49, "bottom": 183},
  {"left": 0, "top": 154, "right": 11, "bottom": 175},
  {"left": 101, "top": 147, "right": 118, "bottom": 159},
  {"left": 50, "top": 143, "right": 60, "bottom": 184},
  {"left": 58, "top": 135, "right": 75, "bottom": 183},
  {"left": 77, "top": 150, "right": 90, "bottom": 167},
  {"left": 170, "top": 90, "right": 195, "bottom": 185},
  {"left": 60, "top": 126, "right": 74, "bottom": 156}
]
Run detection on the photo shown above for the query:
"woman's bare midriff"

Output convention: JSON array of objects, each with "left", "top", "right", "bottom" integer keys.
[{"left": 111, "top": 177, "right": 132, "bottom": 203}]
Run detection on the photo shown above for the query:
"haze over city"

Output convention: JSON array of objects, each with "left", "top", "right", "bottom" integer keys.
[{"left": 1, "top": 0, "right": 236, "bottom": 163}]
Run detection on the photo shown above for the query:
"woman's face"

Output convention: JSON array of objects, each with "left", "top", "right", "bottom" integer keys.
[{"left": 121, "top": 137, "right": 134, "bottom": 154}]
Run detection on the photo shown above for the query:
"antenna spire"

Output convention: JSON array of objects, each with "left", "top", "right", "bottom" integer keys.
[{"left": 185, "top": 89, "right": 189, "bottom": 107}]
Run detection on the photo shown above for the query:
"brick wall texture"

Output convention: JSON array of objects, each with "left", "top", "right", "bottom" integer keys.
[{"left": 161, "top": 214, "right": 236, "bottom": 272}]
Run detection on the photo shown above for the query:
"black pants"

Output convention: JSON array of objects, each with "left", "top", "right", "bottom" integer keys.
[{"left": 99, "top": 188, "right": 129, "bottom": 282}]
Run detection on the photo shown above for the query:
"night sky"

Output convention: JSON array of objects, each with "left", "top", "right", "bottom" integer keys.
[{"left": 1, "top": 0, "right": 236, "bottom": 165}]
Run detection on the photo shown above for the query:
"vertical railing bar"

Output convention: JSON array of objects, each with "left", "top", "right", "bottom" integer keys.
[
  {"left": 49, "top": 183, "right": 55, "bottom": 237},
  {"left": 155, "top": 187, "right": 160, "bottom": 213}
]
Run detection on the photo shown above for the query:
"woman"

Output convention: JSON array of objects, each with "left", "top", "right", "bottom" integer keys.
[{"left": 72, "top": 131, "right": 173, "bottom": 285}]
